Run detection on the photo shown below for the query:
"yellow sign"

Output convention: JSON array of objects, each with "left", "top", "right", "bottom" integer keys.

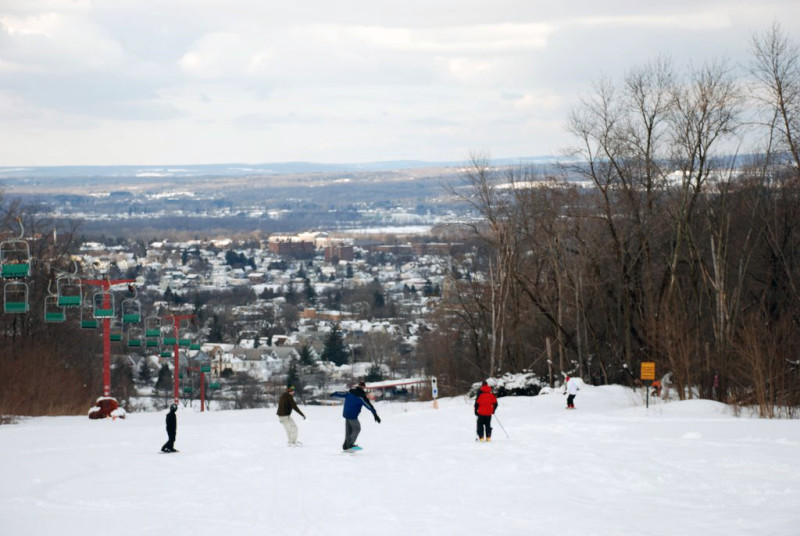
[{"left": 641, "top": 362, "right": 656, "bottom": 381}]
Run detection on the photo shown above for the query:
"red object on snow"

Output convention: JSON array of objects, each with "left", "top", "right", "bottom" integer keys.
[{"left": 88, "top": 397, "right": 123, "bottom": 420}]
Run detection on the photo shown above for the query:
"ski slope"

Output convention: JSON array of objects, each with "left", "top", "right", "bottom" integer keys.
[{"left": 2, "top": 384, "right": 799, "bottom": 536}]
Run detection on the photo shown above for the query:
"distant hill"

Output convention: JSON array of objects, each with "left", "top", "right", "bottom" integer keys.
[{"left": 0, "top": 156, "right": 560, "bottom": 181}]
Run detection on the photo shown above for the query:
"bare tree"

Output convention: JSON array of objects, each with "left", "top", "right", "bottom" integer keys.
[{"left": 750, "top": 22, "right": 800, "bottom": 171}]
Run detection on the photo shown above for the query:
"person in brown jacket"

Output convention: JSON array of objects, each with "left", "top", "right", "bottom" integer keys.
[{"left": 277, "top": 385, "right": 306, "bottom": 446}]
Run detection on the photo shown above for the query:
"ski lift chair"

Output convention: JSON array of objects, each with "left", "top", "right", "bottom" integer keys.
[
  {"left": 0, "top": 219, "right": 30, "bottom": 279},
  {"left": 121, "top": 297, "right": 141, "bottom": 324},
  {"left": 56, "top": 274, "right": 82, "bottom": 307},
  {"left": 3, "top": 281, "right": 29, "bottom": 313},
  {"left": 44, "top": 294, "right": 66, "bottom": 323},
  {"left": 92, "top": 291, "right": 115, "bottom": 319}
]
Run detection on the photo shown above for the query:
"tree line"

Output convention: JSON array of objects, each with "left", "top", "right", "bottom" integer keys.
[{"left": 419, "top": 24, "right": 800, "bottom": 417}]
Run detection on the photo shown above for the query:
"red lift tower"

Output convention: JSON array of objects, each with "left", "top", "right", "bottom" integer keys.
[
  {"left": 82, "top": 277, "right": 136, "bottom": 398},
  {"left": 161, "top": 314, "right": 196, "bottom": 406}
]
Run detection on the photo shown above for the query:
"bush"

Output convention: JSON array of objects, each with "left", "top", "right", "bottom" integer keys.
[{"left": 470, "top": 371, "right": 546, "bottom": 398}]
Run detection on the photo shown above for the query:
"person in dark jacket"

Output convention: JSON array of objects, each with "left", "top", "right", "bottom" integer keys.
[
  {"left": 161, "top": 404, "right": 178, "bottom": 452},
  {"left": 474, "top": 381, "right": 498, "bottom": 442},
  {"left": 277, "top": 385, "right": 306, "bottom": 446},
  {"left": 331, "top": 381, "right": 381, "bottom": 450}
]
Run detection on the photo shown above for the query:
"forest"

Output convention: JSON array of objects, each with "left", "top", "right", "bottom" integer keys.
[{"left": 419, "top": 24, "right": 800, "bottom": 417}]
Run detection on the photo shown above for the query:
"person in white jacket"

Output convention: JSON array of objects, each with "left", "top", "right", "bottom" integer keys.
[{"left": 565, "top": 376, "right": 579, "bottom": 409}]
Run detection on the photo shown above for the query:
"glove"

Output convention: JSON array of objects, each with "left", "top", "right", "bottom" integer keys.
[
  {"left": 374, "top": 414, "right": 381, "bottom": 424},
  {"left": 474, "top": 411, "right": 478, "bottom": 416},
  {"left": 302, "top": 415, "right": 306, "bottom": 420}
]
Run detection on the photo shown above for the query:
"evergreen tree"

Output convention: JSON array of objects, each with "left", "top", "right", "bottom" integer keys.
[
  {"left": 286, "top": 358, "right": 300, "bottom": 389},
  {"left": 137, "top": 359, "right": 153, "bottom": 384},
  {"left": 423, "top": 279, "right": 435, "bottom": 297},
  {"left": 208, "top": 314, "right": 224, "bottom": 343},
  {"left": 366, "top": 363, "right": 384, "bottom": 382},
  {"left": 284, "top": 281, "right": 299, "bottom": 305},
  {"left": 373, "top": 289, "right": 385, "bottom": 308},
  {"left": 111, "top": 361, "right": 135, "bottom": 405},
  {"left": 321, "top": 323, "right": 348, "bottom": 366},
  {"left": 155, "top": 364, "right": 173, "bottom": 396},
  {"left": 300, "top": 344, "right": 316, "bottom": 367},
  {"left": 303, "top": 278, "right": 316, "bottom": 303}
]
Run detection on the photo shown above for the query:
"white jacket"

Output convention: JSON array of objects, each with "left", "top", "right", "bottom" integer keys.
[{"left": 566, "top": 377, "right": 580, "bottom": 395}]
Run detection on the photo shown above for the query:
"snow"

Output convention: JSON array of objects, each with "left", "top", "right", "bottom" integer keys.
[{"left": 2, "top": 385, "right": 799, "bottom": 536}]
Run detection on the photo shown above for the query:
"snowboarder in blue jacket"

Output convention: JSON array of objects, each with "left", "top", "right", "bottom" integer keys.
[{"left": 331, "top": 381, "right": 381, "bottom": 450}]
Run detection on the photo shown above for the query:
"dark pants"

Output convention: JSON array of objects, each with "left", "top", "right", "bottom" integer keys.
[
  {"left": 343, "top": 418, "right": 361, "bottom": 450},
  {"left": 162, "top": 433, "right": 176, "bottom": 452},
  {"left": 476, "top": 415, "right": 492, "bottom": 439},
  {"left": 567, "top": 394, "right": 576, "bottom": 408}
]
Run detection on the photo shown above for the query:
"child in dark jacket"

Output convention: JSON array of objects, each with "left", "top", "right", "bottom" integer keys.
[
  {"left": 161, "top": 404, "right": 178, "bottom": 453},
  {"left": 474, "top": 382, "right": 498, "bottom": 441}
]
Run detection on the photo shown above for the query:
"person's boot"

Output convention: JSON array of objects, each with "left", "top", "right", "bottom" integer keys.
[{"left": 486, "top": 436, "right": 492, "bottom": 442}]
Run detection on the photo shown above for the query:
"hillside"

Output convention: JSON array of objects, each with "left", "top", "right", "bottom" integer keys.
[{"left": 2, "top": 384, "right": 798, "bottom": 536}]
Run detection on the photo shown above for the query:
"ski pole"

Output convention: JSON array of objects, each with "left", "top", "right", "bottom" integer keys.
[{"left": 494, "top": 414, "right": 510, "bottom": 438}]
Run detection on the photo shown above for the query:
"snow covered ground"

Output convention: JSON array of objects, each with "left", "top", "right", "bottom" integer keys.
[{"left": 2, "top": 384, "right": 799, "bottom": 536}]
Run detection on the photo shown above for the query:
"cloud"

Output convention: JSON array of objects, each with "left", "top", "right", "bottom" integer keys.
[
  {"left": 340, "top": 23, "right": 554, "bottom": 53},
  {"left": 572, "top": 11, "right": 733, "bottom": 30},
  {"left": 0, "top": 12, "right": 125, "bottom": 74},
  {"left": 1, "top": 1, "right": 799, "bottom": 165},
  {"left": 179, "top": 32, "right": 274, "bottom": 79},
  {"left": 504, "top": 91, "right": 563, "bottom": 113}
]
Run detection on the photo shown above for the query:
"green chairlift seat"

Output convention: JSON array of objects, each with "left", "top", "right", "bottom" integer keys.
[
  {"left": 44, "top": 295, "right": 66, "bottom": 323},
  {"left": 1, "top": 220, "right": 30, "bottom": 280},
  {"left": 92, "top": 291, "right": 115, "bottom": 319},
  {"left": 2, "top": 263, "right": 30, "bottom": 279},
  {"left": 127, "top": 327, "right": 144, "bottom": 348},
  {"left": 3, "top": 281, "right": 29, "bottom": 313},
  {"left": 56, "top": 274, "right": 82, "bottom": 308},
  {"left": 144, "top": 316, "right": 161, "bottom": 338},
  {"left": 121, "top": 298, "right": 141, "bottom": 323}
]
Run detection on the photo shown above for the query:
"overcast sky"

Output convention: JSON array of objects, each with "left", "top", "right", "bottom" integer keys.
[{"left": 1, "top": 1, "right": 798, "bottom": 167}]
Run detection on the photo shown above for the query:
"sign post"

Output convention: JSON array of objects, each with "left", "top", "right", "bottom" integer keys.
[
  {"left": 641, "top": 362, "right": 656, "bottom": 408},
  {"left": 431, "top": 377, "right": 438, "bottom": 409}
]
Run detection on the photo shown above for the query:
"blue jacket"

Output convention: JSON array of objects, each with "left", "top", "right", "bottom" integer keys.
[{"left": 332, "top": 388, "right": 378, "bottom": 420}]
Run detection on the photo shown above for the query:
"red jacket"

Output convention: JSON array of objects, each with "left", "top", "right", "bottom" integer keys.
[{"left": 474, "top": 385, "right": 498, "bottom": 416}]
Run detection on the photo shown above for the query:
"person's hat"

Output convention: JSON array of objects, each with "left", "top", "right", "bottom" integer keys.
[
  {"left": 565, "top": 376, "right": 570, "bottom": 382},
  {"left": 357, "top": 381, "right": 366, "bottom": 388},
  {"left": 170, "top": 404, "right": 177, "bottom": 411},
  {"left": 481, "top": 380, "right": 488, "bottom": 386},
  {"left": 287, "top": 385, "right": 295, "bottom": 391}
]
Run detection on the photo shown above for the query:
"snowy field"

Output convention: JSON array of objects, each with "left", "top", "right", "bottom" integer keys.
[{"left": 2, "top": 384, "right": 799, "bottom": 536}]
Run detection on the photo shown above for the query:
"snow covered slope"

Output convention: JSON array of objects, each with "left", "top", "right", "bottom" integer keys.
[{"left": 2, "top": 384, "right": 798, "bottom": 536}]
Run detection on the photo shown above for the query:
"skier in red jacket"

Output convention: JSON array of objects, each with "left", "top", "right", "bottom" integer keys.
[{"left": 474, "top": 381, "right": 498, "bottom": 441}]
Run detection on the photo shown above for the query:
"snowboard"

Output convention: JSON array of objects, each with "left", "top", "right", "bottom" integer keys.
[
  {"left": 344, "top": 446, "right": 363, "bottom": 453},
  {"left": 159, "top": 450, "right": 180, "bottom": 454}
]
